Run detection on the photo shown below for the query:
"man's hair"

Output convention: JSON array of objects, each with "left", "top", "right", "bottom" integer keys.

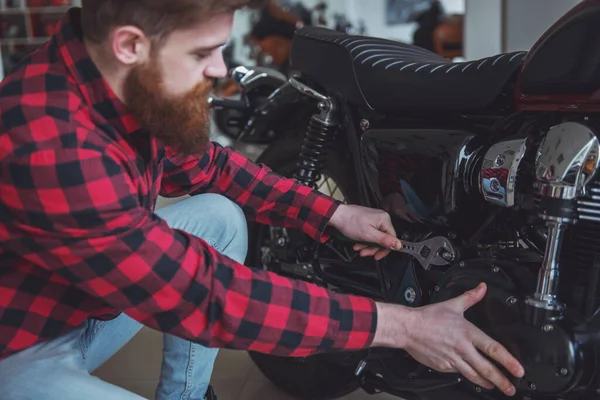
[{"left": 81, "top": 0, "right": 266, "bottom": 44}]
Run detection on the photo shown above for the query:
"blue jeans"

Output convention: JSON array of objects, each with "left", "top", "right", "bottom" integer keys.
[{"left": 0, "top": 194, "right": 248, "bottom": 400}]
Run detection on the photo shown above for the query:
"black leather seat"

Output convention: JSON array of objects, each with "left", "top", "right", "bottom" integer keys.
[{"left": 290, "top": 27, "right": 528, "bottom": 112}]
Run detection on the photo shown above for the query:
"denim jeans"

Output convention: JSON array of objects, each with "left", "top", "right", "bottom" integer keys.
[{"left": 0, "top": 194, "right": 248, "bottom": 400}]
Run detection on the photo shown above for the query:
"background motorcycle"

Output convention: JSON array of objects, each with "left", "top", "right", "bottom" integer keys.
[
  {"left": 220, "top": 1, "right": 600, "bottom": 399},
  {"left": 211, "top": 0, "right": 365, "bottom": 142}
]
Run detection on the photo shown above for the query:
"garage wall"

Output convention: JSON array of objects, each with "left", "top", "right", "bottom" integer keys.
[
  {"left": 503, "top": 0, "right": 581, "bottom": 52},
  {"left": 464, "top": 0, "right": 582, "bottom": 60},
  {"left": 464, "top": 0, "right": 502, "bottom": 61}
]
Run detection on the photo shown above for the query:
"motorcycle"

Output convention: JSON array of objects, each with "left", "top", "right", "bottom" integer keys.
[
  {"left": 211, "top": 0, "right": 316, "bottom": 140},
  {"left": 224, "top": 1, "right": 600, "bottom": 399},
  {"left": 210, "top": 1, "right": 365, "bottom": 142}
]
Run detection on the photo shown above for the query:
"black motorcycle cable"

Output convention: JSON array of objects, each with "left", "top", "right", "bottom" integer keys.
[{"left": 467, "top": 208, "right": 503, "bottom": 247}]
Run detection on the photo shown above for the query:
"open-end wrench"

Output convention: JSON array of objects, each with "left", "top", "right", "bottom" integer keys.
[{"left": 331, "top": 232, "right": 456, "bottom": 270}]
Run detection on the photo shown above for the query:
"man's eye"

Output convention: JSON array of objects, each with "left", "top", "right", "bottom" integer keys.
[{"left": 194, "top": 53, "right": 210, "bottom": 60}]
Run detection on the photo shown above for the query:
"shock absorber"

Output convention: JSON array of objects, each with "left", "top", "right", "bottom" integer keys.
[{"left": 289, "top": 78, "right": 340, "bottom": 188}]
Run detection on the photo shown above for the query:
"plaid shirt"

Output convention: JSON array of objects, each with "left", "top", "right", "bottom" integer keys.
[{"left": 0, "top": 8, "right": 376, "bottom": 361}]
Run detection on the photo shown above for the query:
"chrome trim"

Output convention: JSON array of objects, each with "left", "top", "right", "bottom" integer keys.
[
  {"left": 481, "top": 138, "right": 528, "bottom": 207},
  {"left": 289, "top": 77, "right": 329, "bottom": 102},
  {"left": 527, "top": 122, "right": 600, "bottom": 312},
  {"left": 289, "top": 78, "right": 338, "bottom": 126},
  {"left": 532, "top": 220, "right": 565, "bottom": 306},
  {"left": 230, "top": 66, "right": 287, "bottom": 92},
  {"left": 535, "top": 121, "right": 600, "bottom": 200}
]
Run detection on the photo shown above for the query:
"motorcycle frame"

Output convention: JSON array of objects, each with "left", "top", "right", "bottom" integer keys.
[{"left": 246, "top": 78, "right": 515, "bottom": 304}]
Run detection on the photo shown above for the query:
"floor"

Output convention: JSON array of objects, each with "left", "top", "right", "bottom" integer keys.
[{"left": 93, "top": 327, "right": 399, "bottom": 400}]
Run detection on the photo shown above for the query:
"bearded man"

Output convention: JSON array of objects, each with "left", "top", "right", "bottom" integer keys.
[{"left": 0, "top": 1, "right": 524, "bottom": 399}]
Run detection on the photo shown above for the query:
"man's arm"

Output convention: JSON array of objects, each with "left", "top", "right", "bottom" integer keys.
[
  {"left": 160, "top": 142, "right": 339, "bottom": 243},
  {"left": 0, "top": 145, "right": 375, "bottom": 356},
  {"left": 1, "top": 145, "right": 526, "bottom": 396}
]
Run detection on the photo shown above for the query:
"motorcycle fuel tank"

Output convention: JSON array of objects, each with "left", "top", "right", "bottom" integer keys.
[{"left": 361, "top": 128, "right": 485, "bottom": 225}]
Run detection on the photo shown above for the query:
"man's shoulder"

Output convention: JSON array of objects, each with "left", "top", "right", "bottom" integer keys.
[
  {"left": 0, "top": 46, "right": 94, "bottom": 160},
  {"left": 1, "top": 47, "right": 83, "bottom": 110}
]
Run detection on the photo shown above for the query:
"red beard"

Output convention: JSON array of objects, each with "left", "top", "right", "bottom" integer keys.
[{"left": 123, "top": 58, "right": 213, "bottom": 155}]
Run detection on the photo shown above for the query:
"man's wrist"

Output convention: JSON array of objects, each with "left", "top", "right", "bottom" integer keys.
[
  {"left": 327, "top": 203, "right": 348, "bottom": 231},
  {"left": 371, "top": 302, "right": 414, "bottom": 349}
]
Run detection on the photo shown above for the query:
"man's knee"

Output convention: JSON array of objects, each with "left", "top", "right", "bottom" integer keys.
[{"left": 156, "top": 194, "right": 248, "bottom": 263}]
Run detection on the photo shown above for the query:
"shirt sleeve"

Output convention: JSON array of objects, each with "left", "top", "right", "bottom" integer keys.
[
  {"left": 160, "top": 142, "right": 339, "bottom": 243},
  {"left": 0, "top": 146, "right": 377, "bottom": 356}
]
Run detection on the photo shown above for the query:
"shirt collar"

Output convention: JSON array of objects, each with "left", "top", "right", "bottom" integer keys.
[{"left": 53, "top": 7, "right": 141, "bottom": 135}]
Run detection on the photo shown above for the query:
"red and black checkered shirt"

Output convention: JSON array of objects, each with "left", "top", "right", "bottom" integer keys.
[{"left": 0, "top": 8, "right": 377, "bottom": 361}]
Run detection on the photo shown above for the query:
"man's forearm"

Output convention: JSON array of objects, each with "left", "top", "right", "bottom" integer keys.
[{"left": 161, "top": 144, "right": 341, "bottom": 243}]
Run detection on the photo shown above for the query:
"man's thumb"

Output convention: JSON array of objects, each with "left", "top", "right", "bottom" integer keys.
[
  {"left": 377, "top": 232, "right": 402, "bottom": 250},
  {"left": 456, "top": 282, "right": 487, "bottom": 312}
]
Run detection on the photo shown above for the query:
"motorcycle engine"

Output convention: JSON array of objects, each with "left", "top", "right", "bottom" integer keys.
[{"left": 435, "top": 120, "right": 600, "bottom": 398}]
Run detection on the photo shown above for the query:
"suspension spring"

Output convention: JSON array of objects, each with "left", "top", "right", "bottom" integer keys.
[{"left": 294, "top": 104, "right": 339, "bottom": 188}]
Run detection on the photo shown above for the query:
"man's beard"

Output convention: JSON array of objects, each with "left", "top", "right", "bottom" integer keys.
[{"left": 123, "top": 58, "right": 213, "bottom": 155}]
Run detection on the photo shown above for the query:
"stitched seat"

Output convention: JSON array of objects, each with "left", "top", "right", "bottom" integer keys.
[{"left": 290, "top": 27, "right": 528, "bottom": 111}]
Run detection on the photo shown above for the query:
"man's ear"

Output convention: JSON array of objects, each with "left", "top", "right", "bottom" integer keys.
[{"left": 110, "top": 26, "right": 151, "bottom": 66}]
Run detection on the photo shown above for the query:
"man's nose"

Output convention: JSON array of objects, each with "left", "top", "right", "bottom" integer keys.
[{"left": 205, "top": 50, "right": 228, "bottom": 80}]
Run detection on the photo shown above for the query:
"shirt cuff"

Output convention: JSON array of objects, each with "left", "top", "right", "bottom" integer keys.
[
  {"left": 329, "top": 294, "right": 378, "bottom": 350},
  {"left": 297, "top": 190, "right": 341, "bottom": 243}
]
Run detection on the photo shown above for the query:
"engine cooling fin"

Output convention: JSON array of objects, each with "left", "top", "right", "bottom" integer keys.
[{"left": 560, "top": 181, "right": 600, "bottom": 316}]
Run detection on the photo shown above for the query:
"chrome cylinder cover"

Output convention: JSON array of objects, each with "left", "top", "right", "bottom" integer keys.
[
  {"left": 528, "top": 121, "right": 600, "bottom": 312},
  {"left": 535, "top": 121, "right": 600, "bottom": 201}
]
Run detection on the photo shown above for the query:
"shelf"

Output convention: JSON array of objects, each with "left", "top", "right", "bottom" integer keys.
[
  {"left": 0, "top": 6, "right": 72, "bottom": 14},
  {"left": 1, "top": 1, "right": 81, "bottom": 80},
  {"left": 0, "top": 37, "right": 49, "bottom": 45}
]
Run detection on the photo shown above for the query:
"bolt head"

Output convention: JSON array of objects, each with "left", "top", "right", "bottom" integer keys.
[
  {"left": 434, "top": 286, "right": 440, "bottom": 292},
  {"left": 509, "top": 297, "right": 518, "bottom": 305},
  {"left": 475, "top": 386, "right": 482, "bottom": 393},
  {"left": 530, "top": 383, "right": 537, "bottom": 390},
  {"left": 495, "top": 154, "right": 506, "bottom": 167},
  {"left": 492, "top": 266, "right": 500, "bottom": 273},
  {"left": 543, "top": 324, "right": 553, "bottom": 332},
  {"left": 459, "top": 261, "right": 465, "bottom": 267},
  {"left": 404, "top": 287, "right": 417, "bottom": 304},
  {"left": 560, "top": 368, "right": 568, "bottom": 376}
]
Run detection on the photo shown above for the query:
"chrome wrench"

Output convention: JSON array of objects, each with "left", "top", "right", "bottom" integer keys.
[{"left": 332, "top": 233, "right": 456, "bottom": 270}]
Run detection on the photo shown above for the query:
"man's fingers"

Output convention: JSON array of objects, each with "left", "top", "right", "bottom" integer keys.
[
  {"left": 472, "top": 332, "right": 525, "bottom": 379},
  {"left": 353, "top": 244, "right": 369, "bottom": 251},
  {"left": 464, "top": 344, "right": 517, "bottom": 397},
  {"left": 374, "top": 215, "right": 402, "bottom": 249},
  {"left": 360, "top": 247, "right": 379, "bottom": 257},
  {"left": 376, "top": 231, "right": 402, "bottom": 250},
  {"left": 374, "top": 248, "right": 391, "bottom": 260},
  {"left": 453, "top": 359, "right": 494, "bottom": 391}
]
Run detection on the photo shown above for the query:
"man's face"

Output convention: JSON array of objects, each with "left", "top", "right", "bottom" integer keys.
[
  {"left": 121, "top": 12, "right": 233, "bottom": 155},
  {"left": 155, "top": 12, "right": 233, "bottom": 97}
]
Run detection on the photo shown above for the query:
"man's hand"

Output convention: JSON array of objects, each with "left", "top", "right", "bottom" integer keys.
[
  {"left": 372, "top": 283, "right": 525, "bottom": 396},
  {"left": 328, "top": 204, "right": 402, "bottom": 260}
]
